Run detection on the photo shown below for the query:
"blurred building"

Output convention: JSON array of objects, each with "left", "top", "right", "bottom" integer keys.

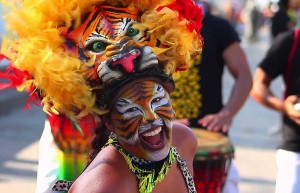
[
  {"left": 0, "top": 4, "right": 6, "bottom": 42},
  {"left": 0, "top": 4, "right": 8, "bottom": 70}
]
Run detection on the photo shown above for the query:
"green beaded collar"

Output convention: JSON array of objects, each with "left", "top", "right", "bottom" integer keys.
[{"left": 105, "top": 136, "right": 176, "bottom": 193}]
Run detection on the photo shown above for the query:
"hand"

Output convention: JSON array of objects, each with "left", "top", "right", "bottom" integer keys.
[
  {"left": 282, "top": 95, "right": 300, "bottom": 125},
  {"left": 198, "top": 110, "right": 233, "bottom": 133},
  {"left": 174, "top": 119, "right": 190, "bottom": 126}
]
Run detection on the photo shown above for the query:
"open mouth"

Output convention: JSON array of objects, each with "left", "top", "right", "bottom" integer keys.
[{"left": 140, "top": 126, "right": 165, "bottom": 150}]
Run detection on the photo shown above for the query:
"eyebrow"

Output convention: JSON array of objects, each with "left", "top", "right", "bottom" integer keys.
[
  {"left": 115, "top": 98, "right": 131, "bottom": 107},
  {"left": 155, "top": 85, "right": 165, "bottom": 96}
]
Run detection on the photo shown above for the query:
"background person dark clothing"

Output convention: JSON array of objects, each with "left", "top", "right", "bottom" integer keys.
[
  {"left": 176, "top": 3, "right": 252, "bottom": 192},
  {"left": 251, "top": 29, "right": 300, "bottom": 193},
  {"left": 189, "top": 12, "right": 251, "bottom": 134},
  {"left": 256, "top": 30, "right": 300, "bottom": 152},
  {"left": 271, "top": 0, "right": 294, "bottom": 38}
]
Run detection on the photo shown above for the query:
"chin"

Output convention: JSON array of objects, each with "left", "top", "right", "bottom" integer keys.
[{"left": 147, "top": 144, "right": 171, "bottom": 161}]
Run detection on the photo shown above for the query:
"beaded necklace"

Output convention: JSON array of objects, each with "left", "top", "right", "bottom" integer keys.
[{"left": 105, "top": 136, "right": 176, "bottom": 193}]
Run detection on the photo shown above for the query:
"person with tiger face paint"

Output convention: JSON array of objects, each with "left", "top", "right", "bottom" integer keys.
[
  {"left": 75, "top": 79, "right": 198, "bottom": 193},
  {"left": 0, "top": 0, "right": 203, "bottom": 192}
]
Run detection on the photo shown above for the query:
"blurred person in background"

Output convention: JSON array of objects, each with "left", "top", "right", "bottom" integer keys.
[
  {"left": 271, "top": 0, "right": 295, "bottom": 38},
  {"left": 175, "top": 1, "right": 252, "bottom": 193},
  {"left": 223, "top": 0, "right": 244, "bottom": 31},
  {"left": 288, "top": 0, "right": 300, "bottom": 27},
  {"left": 243, "top": 0, "right": 263, "bottom": 42},
  {"left": 251, "top": 28, "right": 300, "bottom": 193}
]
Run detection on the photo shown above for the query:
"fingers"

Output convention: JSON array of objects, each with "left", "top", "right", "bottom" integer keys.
[
  {"left": 286, "top": 95, "right": 298, "bottom": 103},
  {"left": 198, "top": 115, "right": 212, "bottom": 127},
  {"left": 198, "top": 114, "right": 231, "bottom": 133},
  {"left": 289, "top": 110, "right": 300, "bottom": 125},
  {"left": 284, "top": 95, "right": 300, "bottom": 125},
  {"left": 222, "top": 124, "right": 230, "bottom": 133},
  {"left": 198, "top": 115, "right": 220, "bottom": 131}
]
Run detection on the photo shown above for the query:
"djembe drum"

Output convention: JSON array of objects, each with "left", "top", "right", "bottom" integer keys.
[{"left": 192, "top": 128, "right": 234, "bottom": 193}]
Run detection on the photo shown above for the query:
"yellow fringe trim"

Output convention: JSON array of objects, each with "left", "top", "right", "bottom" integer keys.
[{"left": 171, "top": 55, "right": 202, "bottom": 119}]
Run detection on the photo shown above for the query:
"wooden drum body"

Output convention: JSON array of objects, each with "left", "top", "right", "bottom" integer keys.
[{"left": 192, "top": 128, "right": 234, "bottom": 193}]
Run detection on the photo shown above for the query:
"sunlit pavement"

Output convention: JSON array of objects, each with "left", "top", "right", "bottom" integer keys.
[{"left": 0, "top": 27, "right": 282, "bottom": 193}]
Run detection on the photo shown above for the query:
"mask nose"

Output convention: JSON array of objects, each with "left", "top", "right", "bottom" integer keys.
[{"left": 110, "top": 49, "right": 141, "bottom": 73}]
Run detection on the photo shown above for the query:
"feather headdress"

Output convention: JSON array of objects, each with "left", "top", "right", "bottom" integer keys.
[{"left": 0, "top": 0, "right": 203, "bottom": 120}]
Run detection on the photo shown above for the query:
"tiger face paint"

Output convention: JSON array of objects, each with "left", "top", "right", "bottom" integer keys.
[{"left": 108, "top": 80, "right": 175, "bottom": 161}]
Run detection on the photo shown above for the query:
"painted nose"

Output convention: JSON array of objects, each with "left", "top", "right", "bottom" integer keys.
[{"left": 143, "top": 108, "right": 158, "bottom": 124}]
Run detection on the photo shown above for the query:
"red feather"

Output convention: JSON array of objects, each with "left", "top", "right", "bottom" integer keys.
[
  {"left": 157, "top": 0, "right": 203, "bottom": 35},
  {"left": 0, "top": 54, "right": 41, "bottom": 109},
  {"left": 48, "top": 113, "right": 97, "bottom": 138}
]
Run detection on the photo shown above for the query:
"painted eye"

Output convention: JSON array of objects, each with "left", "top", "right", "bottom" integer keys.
[
  {"left": 126, "top": 26, "right": 140, "bottom": 37},
  {"left": 152, "top": 97, "right": 162, "bottom": 104},
  {"left": 87, "top": 41, "right": 108, "bottom": 53},
  {"left": 126, "top": 107, "right": 139, "bottom": 113}
]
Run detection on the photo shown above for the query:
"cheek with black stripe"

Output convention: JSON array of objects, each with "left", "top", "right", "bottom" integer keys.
[
  {"left": 111, "top": 110, "right": 142, "bottom": 140},
  {"left": 151, "top": 85, "right": 174, "bottom": 121},
  {"left": 155, "top": 101, "right": 174, "bottom": 121}
]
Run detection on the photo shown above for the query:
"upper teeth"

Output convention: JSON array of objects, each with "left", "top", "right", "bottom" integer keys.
[{"left": 143, "top": 127, "right": 161, "bottom": 137}]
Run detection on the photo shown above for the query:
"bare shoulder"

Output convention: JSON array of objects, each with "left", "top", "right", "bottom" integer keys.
[
  {"left": 172, "top": 123, "right": 198, "bottom": 157},
  {"left": 69, "top": 146, "right": 136, "bottom": 193},
  {"left": 172, "top": 123, "right": 197, "bottom": 142}
]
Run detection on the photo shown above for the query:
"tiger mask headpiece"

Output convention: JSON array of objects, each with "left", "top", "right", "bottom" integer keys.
[
  {"left": 64, "top": 4, "right": 166, "bottom": 109},
  {"left": 0, "top": 0, "right": 203, "bottom": 119}
]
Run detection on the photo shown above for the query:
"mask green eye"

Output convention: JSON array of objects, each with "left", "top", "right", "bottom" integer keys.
[
  {"left": 127, "top": 26, "right": 140, "bottom": 37},
  {"left": 88, "top": 41, "right": 108, "bottom": 53}
]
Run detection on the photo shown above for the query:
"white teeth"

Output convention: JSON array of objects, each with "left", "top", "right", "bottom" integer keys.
[{"left": 143, "top": 127, "right": 161, "bottom": 137}]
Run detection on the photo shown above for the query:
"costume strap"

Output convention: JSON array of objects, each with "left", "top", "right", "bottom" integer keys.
[
  {"left": 172, "top": 148, "right": 197, "bottom": 193},
  {"left": 284, "top": 28, "right": 300, "bottom": 98},
  {"left": 52, "top": 180, "right": 73, "bottom": 191}
]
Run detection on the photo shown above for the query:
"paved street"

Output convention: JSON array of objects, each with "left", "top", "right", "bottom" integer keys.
[{"left": 0, "top": 27, "right": 283, "bottom": 193}]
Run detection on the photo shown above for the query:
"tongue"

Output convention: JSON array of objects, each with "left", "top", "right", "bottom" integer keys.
[{"left": 143, "top": 133, "right": 161, "bottom": 146}]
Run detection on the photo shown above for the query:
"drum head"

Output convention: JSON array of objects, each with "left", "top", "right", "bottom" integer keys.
[{"left": 192, "top": 128, "right": 234, "bottom": 158}]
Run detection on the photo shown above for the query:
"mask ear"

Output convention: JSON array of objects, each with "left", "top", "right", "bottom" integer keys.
[
  {"left": 59, "top": 27, "right": 80, "bottom": 53},
  {"left": 59, "top": 27, "right": 91, "bottom": 62}
]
